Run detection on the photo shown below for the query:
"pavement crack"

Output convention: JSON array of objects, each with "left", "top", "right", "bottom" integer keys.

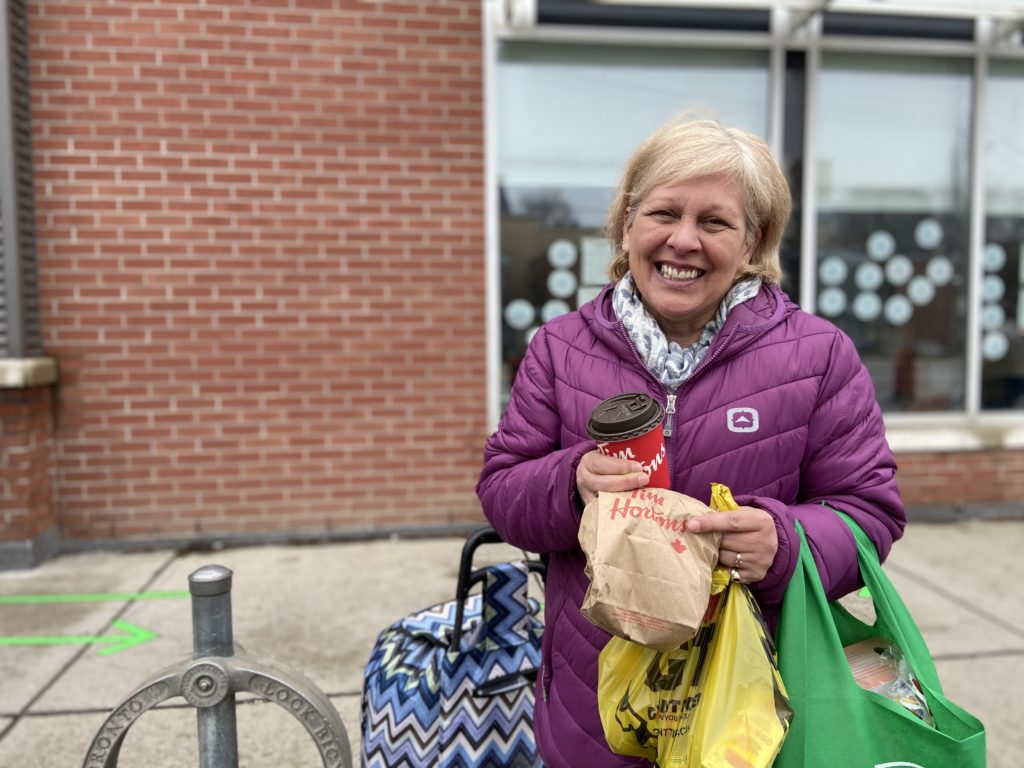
[
  {"left": 933, "top": 647, "right": 1024, "bottom": 662},
  {"left": 0, "top": 550, "right": 181, "bottom": 745},
  {"left": 885, "top": 560, "right": 1024, "bottom": 640},
  {"left": 7, "top": 690, "right": 364, "bottom": 720}
]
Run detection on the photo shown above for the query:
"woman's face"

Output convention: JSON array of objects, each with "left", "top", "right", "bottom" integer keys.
[{"left": 623, "top": 174, "right": 757, "bottom": 347}]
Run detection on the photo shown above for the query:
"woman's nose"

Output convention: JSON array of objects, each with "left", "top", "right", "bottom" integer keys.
[{"left": 666, "top": 216, "right": 700, "bottom": 251}]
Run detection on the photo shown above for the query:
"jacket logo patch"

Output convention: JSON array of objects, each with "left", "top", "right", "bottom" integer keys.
[{"left": 727, "top": 407, "right": 759, "bottom": 433}]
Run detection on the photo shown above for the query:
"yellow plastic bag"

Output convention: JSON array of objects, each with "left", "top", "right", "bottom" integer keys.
[{"left": 597, "top": 484, "right": 792, "bottom": 767}]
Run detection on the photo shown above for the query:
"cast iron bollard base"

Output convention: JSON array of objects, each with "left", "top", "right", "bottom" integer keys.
[{"left": 82, "top": 565, "right": 351, "bottom": 768}]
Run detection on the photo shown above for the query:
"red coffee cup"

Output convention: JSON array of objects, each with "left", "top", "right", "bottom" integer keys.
[{"left": 586, "top": 392, "right": 669, "bottom": 489}]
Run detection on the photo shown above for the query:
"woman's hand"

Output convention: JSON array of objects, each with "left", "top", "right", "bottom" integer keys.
[
  {"left": 686, "top": 505, "right": 778, "bottom": 583},
  {"left": 576, "top": 449, "right": 650, "bottom": 506}
]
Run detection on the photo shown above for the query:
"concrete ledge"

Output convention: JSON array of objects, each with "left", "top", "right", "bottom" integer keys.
[
  {"left": 55, "top": 522, "right": 491, "bottom": 558},
  {"left": 0, "top": 526, "right": 60, "bottom": 570},
  {"left": 52, "top": 507, "right": 1024, "bottom": 560},
  {"left": 0, "top": 357, "right": 58, "bottom": 388},
  {"left": 907, "top": 501, "right": 1024, "bottom": 522}
]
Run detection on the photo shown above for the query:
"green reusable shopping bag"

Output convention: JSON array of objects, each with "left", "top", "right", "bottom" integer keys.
[{"left": 774, "top": 511, "right": 986, "bottom": 768}]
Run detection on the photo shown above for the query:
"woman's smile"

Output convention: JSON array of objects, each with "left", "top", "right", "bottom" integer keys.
[{"left": 657, "top": 263, "right": 704, "bottom": 281}]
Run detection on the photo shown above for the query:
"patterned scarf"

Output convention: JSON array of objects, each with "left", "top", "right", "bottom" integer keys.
[{"left": 613, "top": 272, "right": 762, "bottom": 391}]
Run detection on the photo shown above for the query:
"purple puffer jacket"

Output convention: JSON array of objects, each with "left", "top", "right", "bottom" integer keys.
[{"left": 476, "top": 282, "right": 904, "bottom": 768}]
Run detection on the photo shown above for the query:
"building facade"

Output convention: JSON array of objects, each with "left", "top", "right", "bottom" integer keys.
[{"left": 2, "top": 0, "right": 1023, "bottom": 568}]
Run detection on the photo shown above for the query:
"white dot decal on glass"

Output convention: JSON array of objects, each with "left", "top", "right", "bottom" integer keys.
[
  {"left": 884, "top": 295, "right": 913, "bottom": 326},
  {"left": 525, "top": 326, "right": 540, "bottom": 346},
  {"left": 885, "top": 255, "right": 914, "bottom": 287},
  {"left": 547, "top": 269, "right": 578, "bottom": 298},
  {"left": 983, "top": 274, "right": 1006, "bottom": 303},
  {"left": 914, "top": 218, "right": 943, "bottom": 250},
  {"left": 547, "top": 238, "right": 578, "bottom": 269},
  {"left": 926, "top": 256, "right": 954, "bottom": 286},
  {"left": 867, "top": 230, "right": 896, "bottom": 261},
  {"left": 852, "top": 292, "right": 882, "bottom": 322},
  {"left": 907, "top": 276, "right": 935, "bottom": 306},
  {"left": 855, "top": 262, "right": 884, "bottom": 292},
  {"left": 503, "top": 299, "right": 535, "bottom": 330},
  {"left": 983, "top": 243, "right": 1006, "bottom": 273},
  {"left": 819, "top": 257, "right": 848, "bottom": 286},
  {"left": 982, "top": 303, "right": 1005, "bottom": 332},
  {"left": 818, "top": 288, "right": 847, "bottom": 317},
  {"left": 541, "top": 299, "right": 571, "bottom": 322},
  {"left": 983, "top": 332, "right": 1009, "bottom": 362}
]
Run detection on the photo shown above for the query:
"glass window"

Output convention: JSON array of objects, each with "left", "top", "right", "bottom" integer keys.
[
  {"left": 981, "top": 59, "right": 1024, "bottom": 411},
  {"left": 497, "top": 42, "right": 769, "bottom": 394},
  {"left": 814, "top": 54, "right": 972, "bottom": 412}
]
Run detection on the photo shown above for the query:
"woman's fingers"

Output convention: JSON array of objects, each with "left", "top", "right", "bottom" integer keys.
[
  {"left": 576, "top": 450, "right": 649, "bottom": 504},
  {"left": 688, "top": 506, "right": 778, "bottom": 582}
]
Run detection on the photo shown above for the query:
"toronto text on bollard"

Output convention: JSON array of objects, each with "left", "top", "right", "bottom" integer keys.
[{"left": 82, "top": 564, "right": 352, "bottom": 768}]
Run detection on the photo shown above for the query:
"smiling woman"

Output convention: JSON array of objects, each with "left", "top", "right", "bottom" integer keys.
[{"left": 477, "top": 114, "right": 906, "bottom": 767}]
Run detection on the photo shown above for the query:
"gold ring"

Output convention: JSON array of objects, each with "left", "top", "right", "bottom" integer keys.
[
  {"left": 735, "top": 552, "right": 743, "bottom": 568},
  {"left": 730, "top": 568, "right": 741, "bottom": 582}
]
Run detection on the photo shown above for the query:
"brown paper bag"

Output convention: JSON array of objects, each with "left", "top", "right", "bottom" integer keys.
[{"left": 578, "top": 488, "right": 722, "bottom": 651}]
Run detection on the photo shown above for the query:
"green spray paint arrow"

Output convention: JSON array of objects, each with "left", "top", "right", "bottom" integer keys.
[
  {"left": 0, "top": 619, "right": 158, "bottom": 656},
  {"left": 0, "top": 590, "right": 189, "bottom": 606}
]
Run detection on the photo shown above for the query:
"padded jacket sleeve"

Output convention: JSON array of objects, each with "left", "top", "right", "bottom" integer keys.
[
  {"left": 476, "top": 327, "right": 591, "bottom": 554},
  {"left": 738, "top": 328, "right": 905, "bottom": 610}
]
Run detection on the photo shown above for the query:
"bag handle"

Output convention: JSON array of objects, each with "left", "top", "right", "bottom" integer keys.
[
  {"left": 830, "top": 509, "right": 942, "bottom": 692},
  {"left": 448, "top": 526, "right": 546, "bottom": 651}
]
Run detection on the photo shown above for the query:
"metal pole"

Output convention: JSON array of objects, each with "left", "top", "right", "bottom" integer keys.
[
  {"left": 188, "top": 565, "right": 239, "bottom": 768},
  {"left": 0, "top": 0, "right": 25, "bottom": 357}
]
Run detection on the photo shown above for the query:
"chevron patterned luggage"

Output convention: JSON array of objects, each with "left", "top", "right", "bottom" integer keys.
[{"left": 360, "top": 527, "right": 545, "bottom": 768}]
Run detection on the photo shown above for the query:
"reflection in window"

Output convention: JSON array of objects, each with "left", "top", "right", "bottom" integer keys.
[
  {"left": 815, "top": 54, "right": 972, "bottom": 412},
  {"left": 497, "top": 42, "right": 769, "bottom": 395},
  {"left": 982, "top": 59, "right": 1024, "bottom": 410}
]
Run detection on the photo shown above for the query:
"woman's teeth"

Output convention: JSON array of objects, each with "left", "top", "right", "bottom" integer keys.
[{"left": 659, "top": 264, "right": 702, "bottom": 281}]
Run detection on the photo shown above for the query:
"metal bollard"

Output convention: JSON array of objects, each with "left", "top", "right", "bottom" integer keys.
[
  {"left": 82, "top": 565, "right": 351, "bottom": 768},
  {"left": 188, "top": 565, "right": 239, "bottom": 768}
]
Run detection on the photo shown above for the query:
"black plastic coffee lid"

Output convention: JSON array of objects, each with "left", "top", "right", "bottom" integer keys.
[{"left": 587, "top": 392, "right": 664, "bottom": 441}]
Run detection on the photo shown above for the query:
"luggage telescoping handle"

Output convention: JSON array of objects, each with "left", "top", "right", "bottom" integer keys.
[{"left": 448, "top": 526, "right": 546, "bottom": 651}]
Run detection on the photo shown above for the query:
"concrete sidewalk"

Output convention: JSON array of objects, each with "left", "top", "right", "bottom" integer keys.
[{"left": 0, "top": 518, "right": 1021, "bottom": 767}]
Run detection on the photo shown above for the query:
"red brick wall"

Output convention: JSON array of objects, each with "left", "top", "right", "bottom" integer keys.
[
  {"left": 896, "top": 450, "right": 1024, "bottom": 508},
  {"left": 0, "top": 387, "right": 56, "bottom": 540},
  {"left": 31, "top": 0, "right": 488, "bottom": 541}
]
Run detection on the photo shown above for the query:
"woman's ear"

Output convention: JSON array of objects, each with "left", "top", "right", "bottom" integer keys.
[
  {"left": 621, "top": 207, "right": 632, "bottom": 253},
  {"left": 743, "top": 227, "right": 762, "bottom": 263}
]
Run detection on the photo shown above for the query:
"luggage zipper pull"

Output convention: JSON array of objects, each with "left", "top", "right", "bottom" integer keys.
[{"left": 663, "top": 394, "right": 677, "bottom": 437}]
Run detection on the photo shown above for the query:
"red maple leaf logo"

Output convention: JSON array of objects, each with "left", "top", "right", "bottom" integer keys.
[{"left": 671, "top": 539, "right": 687, "bottom": 553}]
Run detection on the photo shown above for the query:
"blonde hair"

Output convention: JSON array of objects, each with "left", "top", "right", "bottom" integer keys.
[{"left": 606, "top": 114, "right": 791, "bottom": 284}]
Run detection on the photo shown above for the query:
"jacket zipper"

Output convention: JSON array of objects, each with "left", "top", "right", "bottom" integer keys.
[
  {"left": 663, "top": 393, "right": 677, "bottom": 437},
  {"left": 617, "top": 319, "right": 678, "bottom": 466},
  {"left": 617, "top": 318, "right": 743, "bottom": 442}
]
